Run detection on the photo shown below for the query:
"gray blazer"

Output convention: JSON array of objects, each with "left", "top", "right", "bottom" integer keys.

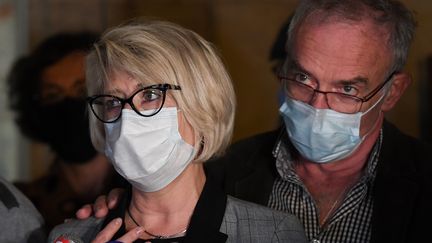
[
  {"left": 221, "top": 196, "right": 307, "bottom": 242},
  {"left": 48, "top": 196, "right": 306, "bottom": 243}
]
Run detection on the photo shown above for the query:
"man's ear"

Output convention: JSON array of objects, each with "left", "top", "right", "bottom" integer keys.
[{"left": 380, "top": 72, "right": 412, "bottom": 112}]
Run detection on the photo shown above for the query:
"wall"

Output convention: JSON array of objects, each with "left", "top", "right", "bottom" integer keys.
[{"left": 23, "top": 0, "right": 432, "bottom": 179}]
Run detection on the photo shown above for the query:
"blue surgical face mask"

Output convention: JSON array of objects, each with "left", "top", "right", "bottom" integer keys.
[{"left": 279, "top": 95, "right": 384, "bottom": 163}]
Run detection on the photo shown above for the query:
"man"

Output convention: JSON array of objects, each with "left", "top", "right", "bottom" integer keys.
[
  {"left": 207, "top": 0, "right": 432, "bottom": 242},
  {"left": 77, "top": 0, "right": 432, "bottom": 242}
]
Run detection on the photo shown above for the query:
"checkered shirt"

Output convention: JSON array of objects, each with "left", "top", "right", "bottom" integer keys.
[{"left": 268, "top": 130, "right": 383, "bottom": 243}]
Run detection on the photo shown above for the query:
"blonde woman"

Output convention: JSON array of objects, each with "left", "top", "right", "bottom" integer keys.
[{"left": 48, "top": 20, "right": 307, "bottom": 243}]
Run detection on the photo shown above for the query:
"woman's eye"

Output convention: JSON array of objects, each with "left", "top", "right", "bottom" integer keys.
[
  {"left": 106, "top": 99, "right": 121, "bottom": 110},
  {"left": 142, "top": 90, "right": 161, "bottom": 102}
]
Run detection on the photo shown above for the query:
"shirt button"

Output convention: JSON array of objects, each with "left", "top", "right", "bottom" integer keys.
[{"left": 312, "top": 239, "right": 320, "bottom": 243}]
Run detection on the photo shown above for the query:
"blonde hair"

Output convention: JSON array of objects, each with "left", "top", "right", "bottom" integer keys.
[{"left": 86, "top": 19, "right": 236, "bottom": 162}]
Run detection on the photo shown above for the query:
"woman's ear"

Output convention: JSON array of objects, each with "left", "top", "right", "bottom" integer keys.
[{"left": 380, "top": 72, "right": 412, "bottom": 112}]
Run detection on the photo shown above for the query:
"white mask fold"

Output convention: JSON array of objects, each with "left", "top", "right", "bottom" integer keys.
[
  {"left": 104, "top": 107, "right": 196, "bottom": 192},
  {"left": 279, "top": 95, "right": 383, "bottom": 163}
]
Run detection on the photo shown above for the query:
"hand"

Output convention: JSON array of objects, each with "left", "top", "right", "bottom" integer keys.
[
  {"left": 91, "top": 218, "right": 144, "bottom": 243},
  {"left": 76, "top": 188, "right": 125, "bottom": 219}
]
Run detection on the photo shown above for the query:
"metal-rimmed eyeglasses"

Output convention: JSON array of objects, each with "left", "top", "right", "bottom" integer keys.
[
  {"left": 279, "top": 72, "right": 395, "bottom": 114},
  {"left": 87, "top": 83, "right": 181, "bottom": 123}
]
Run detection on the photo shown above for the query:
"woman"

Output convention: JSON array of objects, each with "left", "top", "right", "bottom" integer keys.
[{"left": 48, "top": 20, "right": 307, "bottom": 242}]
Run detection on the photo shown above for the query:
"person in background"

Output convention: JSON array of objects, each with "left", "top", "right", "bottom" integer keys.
[
  {"left": 79, "top": 0, "right": 432, "bottom": 242},
  {"left": 0, "top": 176, "right": 45, "bottom": 242},
  {"left": 6, "top": 32, "right": 126, "bottom": 233},
  {"left": 48, "top": 20, "right": 307, "bottom": 243}
]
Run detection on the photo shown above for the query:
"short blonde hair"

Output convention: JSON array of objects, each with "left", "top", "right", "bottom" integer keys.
[{"left": 86, "top": 19, "right": 236, "bottom": 162}]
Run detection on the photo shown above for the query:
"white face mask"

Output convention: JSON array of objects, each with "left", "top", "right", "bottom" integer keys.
[
  {"left": 279, "top": 95, "right": 383, "bottom": 163},
  {"left": 104, "top": 107, "right": 196, "bottom": 192}
]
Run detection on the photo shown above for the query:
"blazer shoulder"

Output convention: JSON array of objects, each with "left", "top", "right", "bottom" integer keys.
[{"left": 222, "top": 196, "right": 307, "bottom": 243}]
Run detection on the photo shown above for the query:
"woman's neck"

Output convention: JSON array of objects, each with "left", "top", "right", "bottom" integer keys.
[{"left": 127, "top": 163, "right": 206, "bottom": 238}]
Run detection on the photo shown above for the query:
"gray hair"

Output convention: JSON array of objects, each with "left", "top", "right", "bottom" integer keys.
[{"left": 287, "top": 0, "right": 416, "bottom": 73}]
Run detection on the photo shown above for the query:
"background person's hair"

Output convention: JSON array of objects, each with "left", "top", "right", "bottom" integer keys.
[
  {"left": 86, "top": 19, "right": 236, "bottom": 162},
  {"left": 286, "top": 0, "right": 417, "bottom": 73},
  {"left": 7, "top": 32, "right": 98, "bottom": 143}
]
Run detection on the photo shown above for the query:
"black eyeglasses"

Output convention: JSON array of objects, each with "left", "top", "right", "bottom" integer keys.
[
  {"left": 279, "top": 72, "right": 395, "bottom": 114},
  {"left": 87, "top": 83, "right": 181, "bottom": 123}
]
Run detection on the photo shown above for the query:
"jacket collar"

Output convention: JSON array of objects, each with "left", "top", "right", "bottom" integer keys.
[{"left": 370, "top": 120, "right": 418, "bottom": 243}]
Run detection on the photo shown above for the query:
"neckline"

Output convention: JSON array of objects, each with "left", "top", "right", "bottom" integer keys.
[{"left": 101, "top": 174, "right": 228, "bottom": 242}]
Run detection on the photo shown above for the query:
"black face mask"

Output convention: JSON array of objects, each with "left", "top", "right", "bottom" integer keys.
[{"left": 36, "top": 98, "right": 97, "bottom": 164}]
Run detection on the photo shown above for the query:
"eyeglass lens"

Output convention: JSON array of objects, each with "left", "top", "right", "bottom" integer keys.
[
  {"left": 283, "top": 80, "right": 362, "bottom": 114},
  {"left": 90, "top": 88, "right": 165, "bottom": 122}
]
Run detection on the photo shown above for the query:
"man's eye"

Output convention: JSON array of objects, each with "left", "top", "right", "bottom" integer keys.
[
  {"left": 294, "top": 73, "right": 309, "bottom": 83},
  {"left": 341, "top": 85, "right": 358, "bottom": 96}
]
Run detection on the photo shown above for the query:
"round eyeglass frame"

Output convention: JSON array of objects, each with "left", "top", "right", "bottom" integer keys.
[
  {"left": 278, "top": 71, "right": 396, "bottom": 114},
  {"left": 86, "top": 83, "right": 181, "bottom": 123}
]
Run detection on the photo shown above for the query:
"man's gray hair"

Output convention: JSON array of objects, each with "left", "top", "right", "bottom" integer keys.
[{"left": 287, "top": 0, "right": 416, "bottom": 72}]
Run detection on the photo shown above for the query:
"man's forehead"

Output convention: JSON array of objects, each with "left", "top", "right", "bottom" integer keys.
[
  {"left": 287, "top": 19, "right": 392, "bottom": 82},
  {"left": 285, "top": 58, "right": 370, "bottom": 86}
]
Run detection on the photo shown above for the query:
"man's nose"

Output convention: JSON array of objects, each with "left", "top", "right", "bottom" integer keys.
[{"left": 309, "top": 92, "right": 330, "bottom": 109}]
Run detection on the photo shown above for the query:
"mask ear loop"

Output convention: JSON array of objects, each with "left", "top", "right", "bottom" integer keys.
[
  {"left": 362, "top": 74, "right": 395, "bottom": 116},
  {"left": 360, "top": 79, "right": 393, "bottom": 140}
]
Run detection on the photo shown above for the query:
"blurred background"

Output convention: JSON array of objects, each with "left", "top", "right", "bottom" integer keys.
[{"left": 0, "top": 0, "right": 431, "bottom": 182}]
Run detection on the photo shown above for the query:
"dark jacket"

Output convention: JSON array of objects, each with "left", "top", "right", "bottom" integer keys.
[{"left": 206, "top": 121, "right": 432, "bottom": 243}]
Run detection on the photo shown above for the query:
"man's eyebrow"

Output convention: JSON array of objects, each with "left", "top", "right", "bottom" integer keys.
[
  {"left": 285, "top": 59, "right": 369, "bottom": 86},
  {"left": 285, "top": 59, "right": 311, "bottom": 75},
  {"left": 336, "top": 77, "right": 368, "bottom": 86}
]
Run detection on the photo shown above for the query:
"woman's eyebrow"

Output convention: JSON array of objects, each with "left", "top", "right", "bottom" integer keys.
[{"left": 105, "top": 83, "right": 144, "bottom": 96}]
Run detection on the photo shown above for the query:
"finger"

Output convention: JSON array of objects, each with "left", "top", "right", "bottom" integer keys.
[
  {"left": 76, "top": 204, "right": 92, "bottom": 219},
  {"left": 94, "top": 195, "right": 109, "bottom": 218},
  {"left": 107, "top": 188, "right": 124, "bottom": 209},
  {"left": 91, "top": 218, "right": 122, "bottom": 243},
  {"left": 116, "top": 226, "right": 144, "bottom": 243}
]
